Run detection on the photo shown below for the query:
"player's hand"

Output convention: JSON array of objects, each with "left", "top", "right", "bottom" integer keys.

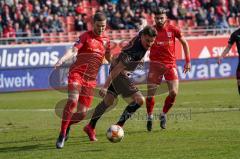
[
  {"left": 183, "top": 62, "right": 191, "bottom": 74},
  {"left": 99, "top": 87, "right": 107, "bottom": 98},
  {"left": 217, "top": 56, "right": 223, "bottom": 65},
  {"left": 54, "top": 59, "right": 63, "bottom": 69}
]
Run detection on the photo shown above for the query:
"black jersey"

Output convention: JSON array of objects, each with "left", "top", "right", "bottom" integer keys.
[
  {"left": 113, "top": 32, "right": 147, "bottom": 71},
  {"left": 228, "top": 28, "right": 240, "bottom": 57}
]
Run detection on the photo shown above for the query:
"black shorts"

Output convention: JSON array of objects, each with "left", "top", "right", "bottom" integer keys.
[{"left": 107, "top": 74, "right": 139, "bottom": 98}]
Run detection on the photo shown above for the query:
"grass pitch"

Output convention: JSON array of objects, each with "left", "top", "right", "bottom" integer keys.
[{"left": 0, "top": 79, "right": 239, "bottom": 159}]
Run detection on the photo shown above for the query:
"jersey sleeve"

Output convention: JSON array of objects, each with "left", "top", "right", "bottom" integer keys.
[
  {"left": 105, "top": 39, "right": 111, "bottom": 54},
  {"left": 122, "top": 36, "right": 137, "bottom": 52},
  {"left": 73, "top": 32, "right": 87, "bottom": 49},
  {"left": 174, "top": 26, "right": 182, "bottom": 39},
  {"left": 228, "top": 32, "right": 236, "bottom": 45}
]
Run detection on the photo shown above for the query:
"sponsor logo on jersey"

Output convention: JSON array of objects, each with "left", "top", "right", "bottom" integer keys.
[{"left": 167, "top": 32, "right": 172, "bottom": 38}]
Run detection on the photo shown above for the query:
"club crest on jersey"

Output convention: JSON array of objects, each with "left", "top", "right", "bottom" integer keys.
[
  {"left": 167, "top": 32, "right": 172, "bottom": 38},
  {"left": 103, "top": 40, "right": 108, "bottom": 48}
]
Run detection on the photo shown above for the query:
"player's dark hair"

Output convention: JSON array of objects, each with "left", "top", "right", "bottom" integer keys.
[
  {"left": 142, "top": 26, "right": 157, "bottom": 37},
  {"left": 155, "top": 7, "right": 167, "bottom": 15},
  {"left": 93, "top": 12, "right": 106, "bottom": 22}
]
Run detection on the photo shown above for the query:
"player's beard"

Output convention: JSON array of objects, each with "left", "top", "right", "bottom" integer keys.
[
  {"left": 93, "top": 29, "right": 102, "bottom": 36},
  {"left": 157, "top": 21, "right": 166, "bottom": 28}
]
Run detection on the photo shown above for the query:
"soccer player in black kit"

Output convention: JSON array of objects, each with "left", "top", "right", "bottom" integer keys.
[
  {"left": 83, "top": 26, "right": 157, "bottom": 141},
  {"left": 218, "top": 28, "right": 240, "bottom": 95}
]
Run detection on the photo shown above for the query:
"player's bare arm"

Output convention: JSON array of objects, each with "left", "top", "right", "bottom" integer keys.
[
  {"left": 178, "top": 36, "right": 191, "bottom": 73},
  {"left": 104, "top": 50, "right": 112, "bottom": 63},
  {"left": 99, "top": 61, "right": 126, "bottom": 97},
  {"left": 218, "top": 44, "right": 232, "bottom": 64},
  {"left": 54, "top": 47, "right": 78, "bottom": 69}
]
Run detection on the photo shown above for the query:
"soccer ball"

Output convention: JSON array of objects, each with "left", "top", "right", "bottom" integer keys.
[{"left": 106, "top": 125, "right": 124, "bottom": 143}]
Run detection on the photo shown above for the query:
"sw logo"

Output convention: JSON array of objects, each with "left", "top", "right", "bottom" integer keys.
[{"left": 167, "top": 32, "right": 172, "bottom": 38}]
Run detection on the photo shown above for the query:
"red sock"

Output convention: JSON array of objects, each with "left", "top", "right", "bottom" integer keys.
[
  {"left": 146, "top": 96, "right": 155, "bottom": 115},
  {"left": 163, "top": 95, "right": 175, "bottom": 114},
  {"left": 60, "top": 99, "right": 77, "bottom": 136}
]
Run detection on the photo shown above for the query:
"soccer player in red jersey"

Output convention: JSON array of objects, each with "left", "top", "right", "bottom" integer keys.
[
  {"left": 146, "top": 8, "right": 191, "bottom": 131},
  {"left": 55, "top": 12, "right": 111, "bottom": 149}
]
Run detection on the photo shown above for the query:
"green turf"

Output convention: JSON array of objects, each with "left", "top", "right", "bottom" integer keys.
[{"left": 0, "top": 79, "right": 239, "bottom": 159}]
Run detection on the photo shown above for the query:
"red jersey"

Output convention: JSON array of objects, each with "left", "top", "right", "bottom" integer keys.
[
  {"left": 150, "top": 23, "right": 182, "bottom": 67},
  {"left": 70, "top": 31, "right": 110, "bottom": 80}
]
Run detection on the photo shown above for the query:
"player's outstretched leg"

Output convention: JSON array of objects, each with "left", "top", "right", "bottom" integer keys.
[
  {"left": 66, "top": 105, "right": 88, "bottom": 141},
  {"left": 146, "top": 96, "right": 155, "bottom": 131},
  {"left": 56, "top": 91, "right": 79, "bottom": 149},
  {"left": 160, "top": 79, "right": 178, "bottom": 129},
  {"left": 84, "top": 100, "right": 109, "bottom": 141},
  {"left": 83, "top": 100, "right": 109, "bottom": 141},
  {"left": 161, "top": 95, "right": 176, "bottom": 129},
  {"left": 84, "top": 93, "right": 115, "bottom": 141},
  {"left": 146, "top": 83, "right": 158, "bottom": 131},
  {"left": 116, "top": 92, "right": 144, "bottom": 127},
  {"left": 116, "top": 102, "right": 141, "bottom": 126}
]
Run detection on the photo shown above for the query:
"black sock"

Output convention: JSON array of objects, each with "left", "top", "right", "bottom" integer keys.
[
  {"left": 117, "top": 102, "right": 141, "bottom": 126},
  {"left": 89, "top": 101, "right": 108, "bottom": 128}
]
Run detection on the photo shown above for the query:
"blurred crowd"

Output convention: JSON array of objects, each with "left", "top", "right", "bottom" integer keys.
[{"left": 0, "top": 0, "right": 240, "bottom": 43}]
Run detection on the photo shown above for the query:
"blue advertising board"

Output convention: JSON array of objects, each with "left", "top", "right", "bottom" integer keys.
[
  {"left": 0, "top": 45, "right": 239, "bottom": 92},
  {"left": 176, "top": 57, "right": 238, "bottom": 80}
]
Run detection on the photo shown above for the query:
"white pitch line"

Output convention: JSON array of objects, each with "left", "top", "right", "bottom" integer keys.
[{"left": 0, "top": 109, "right": 54, "bottom": 112}]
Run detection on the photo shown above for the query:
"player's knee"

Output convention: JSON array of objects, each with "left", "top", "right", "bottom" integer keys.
[
  {"left": 65, "top": 99, "right": 78, "bottom": 113},
  {"left": 169, "top": 90, "right": 177, "bottom": 98},
  {"left": 104, "top": 93, "right": 117, "bottom": 106},
  {"left": 104, "top": 99, "right": 114, "bottom": 106},
  {"left": 68, "top": 93, "right": 79, "bottom": 101},
  {"left": 78, "top": 110, "right": 87, "bottom": 120},
  {"left": 135, "top": 96, "right": 145, "bottom": 106}
]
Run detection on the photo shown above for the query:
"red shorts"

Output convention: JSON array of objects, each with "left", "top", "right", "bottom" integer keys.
[
  {"left": 68, "top": 72, "right": 96, "bottom": 108},
  {"left": 148, "top": 63, "right": 178, "bottom": 85}
]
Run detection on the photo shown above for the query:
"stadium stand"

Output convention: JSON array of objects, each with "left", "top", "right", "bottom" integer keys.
[{"left": 0, "top": 0, "right": 240, "bottom": 44}]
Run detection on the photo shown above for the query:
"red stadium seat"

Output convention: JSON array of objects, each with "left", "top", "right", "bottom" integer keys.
[
  {"left": 58, "top": 32, "right": 68, "bottom": 42},
  {"left": 67, "top": 32, "right": 78, "bottom": 42},
  {"left": 169, "top": 20, "right": 177, "bottom": 26},
  {"left": 145, "top": 14, "right": 154, "bottom": 25},
  {"left": 66, "top": 16, "right": 74, "bottom": 24},
  {"left": 82, "top": 0, "right": 90, "bottom": 7},
  {"left": 91, "top": 0, "right": 99, "bottom": 7},
  {"left": 178, "top": 20, "right": 186, "bottom": 28},
  {"left": 90, "top": 8, "right": 96, "bottom": 15},
  {"left": 49, "top": 32, "right": 59, "bottom": 43},
  {"left": 128, "top": 29, "right": 137, "bottom": 38},
  {"left": 187, "top": 19, "right": 196, "bottom": 27},
  {"left": 66, "top": 16, "right": 75, "bottom": 32},
  {"left": 118, "top": 30, "right": 129, "bottom": 39},
  {"left": 108, "top": 30, "right": 118, "bottom": 39},
  {"left": 87, "top": 23, "right": 92, "bottom": 31},
  {"left": 43, "top": 33, "right": 50, "bottom": 43}
]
